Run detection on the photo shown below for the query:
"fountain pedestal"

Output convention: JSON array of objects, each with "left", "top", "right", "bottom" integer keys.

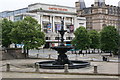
[
  {"left": 51, "top": 46, "right": 73, "bottom": 65},
  {"left": 53, "top": 53, "right": 71, "bottom": 65}
]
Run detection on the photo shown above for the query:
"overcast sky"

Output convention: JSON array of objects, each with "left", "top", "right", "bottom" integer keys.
[{"left": 0, "top": 0, "right": 119, "bottom": 12}]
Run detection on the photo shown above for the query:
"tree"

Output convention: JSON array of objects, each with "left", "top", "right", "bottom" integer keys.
[
  {"left": 72, "top": 26, "right": 90, "bottom": 54},
  {"left": 2, "top": 19, "right": 14, "bottom": 48},
  {"left": 9, "top": 21, "right": 23, "bottom": 48},
  {"left": 10, "top": 16, "right": 45, "bottom": 57},
  {"left": 100, "top": 26, "right": 119, "bottom": 54},
  {"left": 88, "top": 30, "right": 100, "bottom": 53}
]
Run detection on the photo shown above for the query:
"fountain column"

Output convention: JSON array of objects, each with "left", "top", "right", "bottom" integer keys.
[
  {"left": 52, "top": 18, "right": 73, "bottom": 65},
  {"left": 59, "top": 19, "right": 67, "bottom": 46}
]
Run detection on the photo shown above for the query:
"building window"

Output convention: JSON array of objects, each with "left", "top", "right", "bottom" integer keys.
[
  {"left": 66, "top": 25, "right": 74, "bottom": 33},
  {"left": 1, "top": 12, "right": 7, "bottom": 18},
  {"left": 14, "top": 15, "right": 23, "bottom": 21},
  {"left": 7, "top": 11, "right": 14, "bottom": 17},
  {"left": 43, "top": 22, "right": 52, "bottom": 33},
  {"left": 46, "top": 37, "right": 50, "bottom": 40},
  {"left": 14, "top": 10, "right": 21, "bottom": 15},
  {"left": 79, "top": 23, "right": 84, "bottom": 25},
  {"left": 20, "top": 8, "right": 28, "bottom": 13},
  {"left": 55, "top": 37, "right": 60, "bottom": 40},
  {"left": 0, "top": 13, "right": 2, "bottom": 18},
  {"left": 43, "top": 29, "right": 47, "bottom": 33},
  {"left": 55, "top": 24, "right": 61, "bottom": 33},
  {"left": 66, "top": 37, "right": 72, "bottom": 40}
]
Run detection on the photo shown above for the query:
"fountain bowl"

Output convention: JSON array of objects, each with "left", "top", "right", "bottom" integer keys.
[{"left": 35, "top": 60, "right": 90, "bottom": 69}]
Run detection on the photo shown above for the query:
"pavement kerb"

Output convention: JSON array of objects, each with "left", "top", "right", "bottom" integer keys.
[{"left": 2, "top": 71, "right": 120, "bottom": 76}]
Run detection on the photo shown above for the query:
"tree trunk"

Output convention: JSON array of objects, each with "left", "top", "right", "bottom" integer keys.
[
  {"left": 26, "top": 47, "right": 29, "bottom": 58},
  {"left": 94, "top": 48, "right": 95, "bottom": 53},
  {"left": 110, "top": 51, "right": 112, "bottom": 56},
  {"left": 23, "top": 46, "right": 28, "bottom": 58},
  {"left": 75, "top": 50, "right": 77, "bottom": 54},
  {"left": 98, "top": 49, "right": 100, "bottom": 53},
  {"left": 79, "top": 50, "right": 82, "bottom": 54},
  {"left": 86, "top": 50, "right": 88, "bottom": 56},
  {"left": 88, "top": 49, "right": 90, "bottom": 54},
  {"left": 23, "top": 46, "right": 26, "bottom": 53},
  {"left": 86, "top": 50, "right": 87, "bottom": 54},
  {"left": 15, "top": 44, "right": 17, "bottom": 48},
  {"left": 92, "top": 50, "right": 94, "bottom": 53},
  {"left": 71, "top": 51, "right": 73, "bottom": 54}
]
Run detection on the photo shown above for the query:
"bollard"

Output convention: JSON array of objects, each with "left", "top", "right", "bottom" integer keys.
[
  {"left": 6, "top": 63, "right": 10, "bottom": 72},
  {"left": 35, "top": 63, "right": 39, "bottom": 72},
  {"left": 94, "top": 65, "right": 98, "bottom": 73},
  {"left": 64, "top": 64, "right": 69, "bottom": 73}
]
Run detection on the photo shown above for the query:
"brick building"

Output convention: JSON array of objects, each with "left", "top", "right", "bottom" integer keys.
[{"left": 76, "top": 0, "right": 120, "bottom": 32}]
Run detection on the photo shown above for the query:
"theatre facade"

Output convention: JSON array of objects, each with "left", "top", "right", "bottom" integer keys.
[{"left": 0, "top": 3, "right": 86, "bottom": 48}]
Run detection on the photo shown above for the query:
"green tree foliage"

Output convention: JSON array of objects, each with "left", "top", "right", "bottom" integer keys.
[
  {"left": 2, "top": 19, "right": 14, "bottom": 48},
  {"left": 72, "top": 26, "right": 90, "bottom": 53},
  {"left": 100, "top": 26, "right": 119, "bottom": 54},
  {"left": 10, "top": 21, "right": 23, "bottom": 45},
  {"left": 88, "top": 30, "right": 100, "bottom": 52},
  {"left": 10, "top": 16, "right": 45, "bottom": 57}
]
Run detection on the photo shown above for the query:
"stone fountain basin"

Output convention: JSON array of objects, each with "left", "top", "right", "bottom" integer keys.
[
  {"left": 35, "top": 60, "right": 90, "bottom": 69},
  {"left": 51, "top": 46, "right": 74, "bottom": 53}
]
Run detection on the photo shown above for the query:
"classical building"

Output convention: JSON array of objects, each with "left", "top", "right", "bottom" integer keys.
[
  {"left": 76, "top": 0, "right": 120, "bottom": 31},
  {"left": 0, "top": 3, "right": 86, "bottom": 48}
]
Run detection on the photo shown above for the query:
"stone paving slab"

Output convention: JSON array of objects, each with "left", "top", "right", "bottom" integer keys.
[{"left": 2, "top": 72, "right": 119, "bottom": 78}]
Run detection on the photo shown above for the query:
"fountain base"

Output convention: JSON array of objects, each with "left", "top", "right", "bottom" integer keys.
[
  {"left": 35, "top": 46, "right": 90, "bottom": 69},
  {"left": 36, "top": 60, "right": 90, "bottom": 69},
  {"left": 53, "top": 53, "right": 72, "bottom": 65}
]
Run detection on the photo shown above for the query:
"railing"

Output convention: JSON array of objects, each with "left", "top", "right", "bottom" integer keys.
[
  {"left": 0, "top": 63, "right": 97, "bottom": 74},
  {"left": 0, "top": 63, "right": 120, "bottom": 76}
]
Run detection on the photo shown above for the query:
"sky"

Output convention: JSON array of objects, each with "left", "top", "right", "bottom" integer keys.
[{"left": 0, "top": 0, "right": 120, "bottom": 12}]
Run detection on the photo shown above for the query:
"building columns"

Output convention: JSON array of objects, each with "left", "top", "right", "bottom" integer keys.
[
  {"left": 52, "top": 16, "right": 55, "bottom": 32},
  {"left": 40, "top": 15, "right": 43, "bottom": 31},
  {"left": 63, "top": 17, "right": 66, "bottom": 30},
  {"left": 49, "top": 16, "right": 52, "bottom": 32}
]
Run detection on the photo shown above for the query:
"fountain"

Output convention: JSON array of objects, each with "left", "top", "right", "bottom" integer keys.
[{"left": 36, "top": 18, "right": 90, "bottom": 69}]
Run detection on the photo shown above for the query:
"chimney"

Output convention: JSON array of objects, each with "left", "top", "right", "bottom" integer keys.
[
  {"left": 94, "top": 0, "right": 99, "bottom": 6},
  {"left": 94, "top": 0, "right": 105, "bottom": 7},
  {"left": 79, "top": 0, "right": 86, "bottom": 9},
  {"left": 118, "top": 1, "right": 120, "bottom": 7}
]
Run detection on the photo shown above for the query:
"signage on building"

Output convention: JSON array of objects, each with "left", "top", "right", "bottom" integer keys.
[
  {"left": 49, "top": 7, "right": 68, "bottom": 11},
  {"left": 69, "top": 25, "right": 74, "bottom": 33},
  {"left": 47, "top": 23, "right": 52, "bottom": 33},
  {"left": 55, "top": 24, "right": 61, "bottom": 32}
]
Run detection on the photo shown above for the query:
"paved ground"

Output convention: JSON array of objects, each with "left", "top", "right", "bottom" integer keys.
[
  {"left": 29, "top": 49, "right": 119, "bottom": 62},
  {"left": 0, "top": 49, "right": 119, "bottom": 79},
  {"left": 2, "top": 72, "right": 119, "bottom": 78},
  {"left": 1, "top": 59, "right": 119, "bottom": 74}
]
